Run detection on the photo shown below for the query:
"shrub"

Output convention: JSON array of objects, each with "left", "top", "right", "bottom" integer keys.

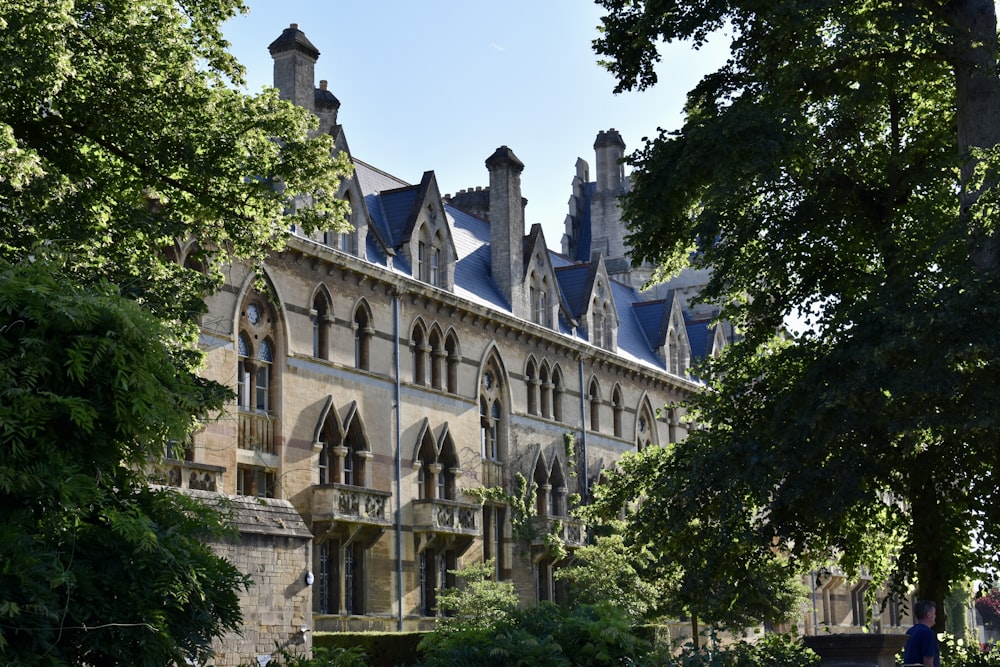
[
  {"left": 418, "top": 601, "right": 650, "bottom": 667},
  {"left": 650, "top": 632, "right": 817, "bottom": 667}
]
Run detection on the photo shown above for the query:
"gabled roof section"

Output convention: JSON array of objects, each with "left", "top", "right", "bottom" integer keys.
[
  {"left": 554, "top": 256, "right": 617, "bottom": 326},
  {"left": 446, "top": 204, "right": 508, "bottom": 310},
  {"left": 685, "top": 313, "right": 714, "bottom": 363},
  {"left": 631, "top": 298, "right": 670, "bottom": 350},
  {"left": 376, "top": 185, "right": 420, "bottom": 248},
  {"left": 553, "top": 264, "right": 592, "bottom": 319}
]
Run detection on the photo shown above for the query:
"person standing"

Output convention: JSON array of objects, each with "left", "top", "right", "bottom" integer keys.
[{"left": 903, "top": 599, "right": 941, "bottom": 667}]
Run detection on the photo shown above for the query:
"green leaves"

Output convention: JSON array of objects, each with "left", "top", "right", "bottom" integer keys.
[
  {"left": 594, "top": 0, "right": 1000, "bottom": 626},
  {"left": 0, "top": 0, "right": 353, "bottom": 327}
]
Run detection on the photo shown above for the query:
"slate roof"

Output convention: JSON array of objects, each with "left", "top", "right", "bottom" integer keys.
[
  {"left": 553, "top": 264, "right": 592, "bottom": 319},
  {"left": 179, "top": 489, "right": 313, "bottom": 539},
  {"left": 348, "top": 157, "right": 693, "bottom": 376}
]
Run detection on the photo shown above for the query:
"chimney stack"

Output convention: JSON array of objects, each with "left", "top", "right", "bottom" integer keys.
[
  {"left": 268, "top": 23, "right": 320, "bottom": 114},
  {"left": 486, "top": 146, "right": 528, "bottom": 316}
]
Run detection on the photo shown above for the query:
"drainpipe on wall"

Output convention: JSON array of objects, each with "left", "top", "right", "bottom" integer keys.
[
  {"left": 577, "top": 358, "right": 589, "bottom": 499},
  {"left": 393, "top": 292, "right": 404, "bottom": 631}
]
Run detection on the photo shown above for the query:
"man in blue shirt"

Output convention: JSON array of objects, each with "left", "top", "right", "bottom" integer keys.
[{"left": 903, "top": 600, "right": 940, "bottom": 667}]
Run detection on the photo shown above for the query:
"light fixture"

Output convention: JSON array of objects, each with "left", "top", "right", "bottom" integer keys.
[
  {"left": 256, "top": 656, "right": 272, "bottom": 667},
  {"left": 304, "top": 571, "right": 314, "bottom": 586}
]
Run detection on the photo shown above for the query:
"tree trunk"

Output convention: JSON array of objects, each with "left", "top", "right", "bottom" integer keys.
[
  {"left": 949, "top": 0, "right": 1000, "bottom": 270},
  {"left": 911, "top": 460, "right": 949, "bottom": 633}
]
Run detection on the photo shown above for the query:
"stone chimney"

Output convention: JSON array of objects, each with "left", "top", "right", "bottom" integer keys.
[
  {"left": 594, "top": 128, "right": 625, "bottom": 193},
  {"left": 268, "top": 23, "right": 320, "bottom": 113},
  {"left": 486, "top": 146, "right": 527, "bottom": 316},
  {"left": 314, "top": 79, "right": 341, "bottom": 135}
]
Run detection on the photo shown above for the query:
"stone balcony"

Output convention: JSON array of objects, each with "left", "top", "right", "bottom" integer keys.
[
  {"left": 529, "top": 515, "right": 586, "bottom": 549},
  {"left": 238, "top": 409, "right": 276, "bottom": 454},
  {"left": 312, "top": 484, "right": 393, "bottom": 548},
  {"left": 481, "top": 459, "right": 504, "bottom": 488},
  {"left": 312, "top": 484, "right": 392, "bottom": 526},
  {"left": 412, "top": 498, "right": 481, "bottom": 556},
  {"left": 153, "top": 459, "right": 225, "bottom": 493}
]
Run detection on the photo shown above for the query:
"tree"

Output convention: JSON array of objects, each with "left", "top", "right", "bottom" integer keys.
[
  {"left": 0, "top": 260, "right": 247, "bottom": 665},
  {"left": 433, "top": 560, "right": 518, "bottom": 632},
  {"left": 1, "top": 0, "right": 351, "bottom": 328},
  {"left": 554, "top": 531, "right": 664, "bottom": 621},
  {"left": 590, "top": 0, "right": 1000, "bottom": 630},
  {"left": 0, "top": 0, "right": 352, "bottom": 662}
]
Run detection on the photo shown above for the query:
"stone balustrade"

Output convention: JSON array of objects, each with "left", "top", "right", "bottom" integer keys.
[
  {"left": 412, "top": 498, "right": 481, "bottom": 535},
  {"left": 312, "top": 484, "right": 392, "bottom": 526}
]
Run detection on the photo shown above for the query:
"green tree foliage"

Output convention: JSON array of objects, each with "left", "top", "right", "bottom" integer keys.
[
  {"left": 0, "top": 260, "right": 248, "bottom": 665},
  {"left": 418, "top": 601, "right": 651, "bottom": 667},
  {"left": 655, "top": 633, "right": 818, "bottom": 667},
  {"left": 590, "top": 0, "right": 1000, "bottom": 629},
  {"left": 432, "top": 559, "right": 518, "bottom": 632},
  {"left": 553, "top": 530, "right": 666, "bottom": 621},
  {"left": 0, "top": 0, "right": 352, "bottom": 330},
  {"left": 0, "top": 0, "right": 353, "bottom": 663}
]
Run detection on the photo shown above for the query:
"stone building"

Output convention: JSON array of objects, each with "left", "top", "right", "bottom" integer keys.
[{"left": 159, "top": 23, "right": 740, "bottom": 665}]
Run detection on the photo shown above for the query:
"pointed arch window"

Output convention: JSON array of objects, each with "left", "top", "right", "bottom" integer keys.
[
  {"left": 430, "top": 231, "right": 444, "bottom": 288},
  {"left": 526, "top": 358, "right": 538, "bottom": 416},
  {"left": 312, "top": 292, "right": 332, "bottom": 360},
  {"left": 539, "top": 363, "right": 551, "bottom": 419},
  {"left": 354, "top": 304, "right": 373, "bottom": 371},
  {"left": 439, "top": 437, "right": 458, "bottom": 501},
  {"left": 479, "top": 362, "right": 505, "bottom": 462},
  {"left": 668, "top": 330, "right": 681, "bottom": 375},
  {"left": 417, "top": 433, "right": 436, "bottom": 500},
  {"left": 588, "top": 378, "right": 601, "bottom": 432},
  {"left": 534, "top": 458, "right": 550, "bottom": 517},
  {"left": 429, "top": 328, "right": 444, "bottom": 389},
  {"left": 637, "top": 401, "right": 657, "bottom": 451},
  {"left": 237, "top": 294, "right": 279, "bottom": 491},
  {"left": 612, "top": 386, "right": 624, "bottom": 438},
  {"left": 343, "top": 418, "right": 368, "bottom": 487},
  {"left": 552, "top": 366, "right": 564, "bottom": 422},
  {"left": 445, "top": 333, "right": 460, "bottom": 394},
  {"left": 412, "top": 322, "right": 427, "bottom": 385},
  {"left": 254, "top": 339, "right": 273, "bottom": 412}
]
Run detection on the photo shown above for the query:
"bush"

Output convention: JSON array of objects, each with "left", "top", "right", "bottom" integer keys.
[
  {"left": 239, "top": 645, "right": 368, "bottom": 667},
  {"left": 650, "top": 633, "right": 817, "bottom": 667},
  {"left": 418, "top": 601, "right": 650, "bottom": 667},
  {"left": 940, "top": 633, "right": 1000, "bottom": 667},
  {"left": 315, "top": 632, "right": 424, "bottom": 667}
]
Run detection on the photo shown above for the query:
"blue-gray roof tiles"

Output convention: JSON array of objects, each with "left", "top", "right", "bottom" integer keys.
[
  {"left": 346, "top": 157, "right": 681, "bottom": 374},
  {"left": 631, "top": 299, "right": 668, "bottom": 349},
  {"left": 553, "top": 264, "right": 592, "bottom": 318}
]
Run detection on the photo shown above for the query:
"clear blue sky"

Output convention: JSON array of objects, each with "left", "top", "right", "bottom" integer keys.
[{"left": 223, "top": 1, "right": 727, "bottom": 247}]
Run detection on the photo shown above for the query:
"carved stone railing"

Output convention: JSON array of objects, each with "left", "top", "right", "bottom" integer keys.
[
  {"left": 480, "top": 459, "right": 504, "bottom": 488},
  {"left": 153, "top": 459, "right": 224, "bottom": 493},
  {"left": 312, "top": 484, "right": 392, "bottom": 526},
  {"left": 412, "top": 498, "right": 481, "bottom": 536},
  {"left": 529, "top": 515, "right": 586, "bottom": 548},
  {"left": 238, "top": 410, "right": 276, "bottom": 454}
]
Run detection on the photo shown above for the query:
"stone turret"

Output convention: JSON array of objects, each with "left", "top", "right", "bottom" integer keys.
[
  {"left": 594, "top": 128, "right": 625, "bottom": 193},
  {"left": 486, "top": 146, "right": 528, "bottom": 317},
  {"left": 269, "top": 24, "right": 320, "bottom": 114}
]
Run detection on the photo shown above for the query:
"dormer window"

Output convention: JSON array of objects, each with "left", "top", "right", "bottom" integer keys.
[
  {"left": 528, "top": 270, "right": 553, "bottom": 328},
  {"left": 430, "top": 244, "right": 441, "bottom": 287},
  {"left": 589, "top": 279, "right": 616, "bottom": 352}
]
